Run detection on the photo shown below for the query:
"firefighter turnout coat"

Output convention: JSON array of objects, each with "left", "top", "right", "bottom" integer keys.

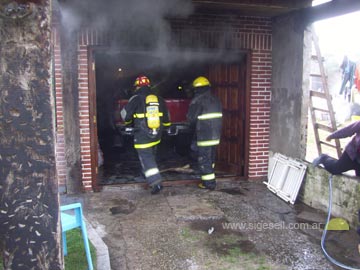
[
  {"left": 187, "top": 86, "right": 222, "bottom": 148},
  {"left": 121, "top": 86, "right": 171, "bottom": 149},
  {"left": 187, "top": 86, "right": 222, "bottom": 184}
]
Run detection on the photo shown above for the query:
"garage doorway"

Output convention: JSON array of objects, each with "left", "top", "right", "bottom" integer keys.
[{"left": 88, "top": 48, "right": 249, "bottom": 186}]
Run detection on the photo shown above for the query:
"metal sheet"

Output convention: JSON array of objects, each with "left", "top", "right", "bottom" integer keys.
[{"left": 264, "top": 153, "right": 307, "bottom": 204}]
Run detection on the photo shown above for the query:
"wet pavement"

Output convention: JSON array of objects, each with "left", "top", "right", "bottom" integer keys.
[{"left": 62, "top": 180, "right": 360, "bottom": 270}]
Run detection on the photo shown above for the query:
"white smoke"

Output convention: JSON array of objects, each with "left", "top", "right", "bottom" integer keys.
[
  {"left": 57, "top": 0, "right": 194, "bottom": 47},
  {"left": 56, "top": 0, "right": 242, "bottom": 65}
]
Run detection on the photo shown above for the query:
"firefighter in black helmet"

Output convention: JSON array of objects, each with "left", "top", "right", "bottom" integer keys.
[
  {"left": 121, "top": 75, "right": 171, "bottom": 194},
  {"left": 187, "top": 76, "right": 223, "bottom": 190}
]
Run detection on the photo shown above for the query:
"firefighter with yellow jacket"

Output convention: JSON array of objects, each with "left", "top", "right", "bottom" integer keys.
[
  {"left": 187, "top": 76, "right": 223, "bottom": 190},
  {"left": 121, "top": 75, "right": 171, "bottom": 194}
]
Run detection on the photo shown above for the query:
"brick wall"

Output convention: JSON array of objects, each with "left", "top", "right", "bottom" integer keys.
[
  {"left": 52, "top": 25, "right": 66, "bottom": 192},
  {"left": 77, "top": 43, "right": 92, "bottom": 190},
  {"left": 78, "top": 29, "right": 109, "bottom": 191},
  {"left": 171, "top": 15, "right": 272, "bottom": 180},
  {"left": 53, "top": 15, "right": 272, "bottom": 191},
  {"left": 249, "top": 50, "right": 272, "bottom": 179},
  {"left": 52, "top": 26, "right": 108, "bottom": 192}
]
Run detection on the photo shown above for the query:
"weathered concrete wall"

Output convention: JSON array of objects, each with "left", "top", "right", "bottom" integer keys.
[
  {"left": 0, "top": 1, "right": 61, "bottom": 269},
  {"left": 270, "top": 13, "right": 311, "bottom": 159},
  {"left": 300, "top": 165, "right": 360, "bottom": 227}
]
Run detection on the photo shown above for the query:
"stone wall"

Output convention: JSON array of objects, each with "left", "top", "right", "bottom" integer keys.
[
  {"left": 300, "top": 165, "right": 360, "bottom": 227},
  {"left": 268, "top": 152, "right": 360, "bottom": 227}
]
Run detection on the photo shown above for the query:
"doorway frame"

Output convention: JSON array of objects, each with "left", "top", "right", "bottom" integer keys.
[{"left": 87, "top": 46, "right": 251, "bottom": 188}]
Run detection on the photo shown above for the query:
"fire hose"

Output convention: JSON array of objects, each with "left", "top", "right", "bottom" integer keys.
[{"left": 321, "top": 175, "right": 360, "bottom": 270}]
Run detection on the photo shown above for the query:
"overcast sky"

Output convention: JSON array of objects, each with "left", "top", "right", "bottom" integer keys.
[{"left": 313, "top": 0, "right": 360, "bottom": 61}]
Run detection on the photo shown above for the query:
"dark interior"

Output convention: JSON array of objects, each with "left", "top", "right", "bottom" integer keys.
[{"left": 95, "top": 50, "right": 239, "bottom": 185}]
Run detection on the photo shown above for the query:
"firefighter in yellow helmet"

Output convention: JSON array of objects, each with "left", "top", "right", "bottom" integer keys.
[
  {"left": 121, "top": 75, "right": 171, "bottom": 194},
  {"left": 187, "top": 76, "right": 223, "bottom": 190}
]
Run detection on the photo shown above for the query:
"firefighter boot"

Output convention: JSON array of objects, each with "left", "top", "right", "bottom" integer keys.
[
  {"left": 151, "top": 184, "right": 163, "bottom": 195},
  {"left": 198, "top": 180, "right": 216, "bottom": 190}
]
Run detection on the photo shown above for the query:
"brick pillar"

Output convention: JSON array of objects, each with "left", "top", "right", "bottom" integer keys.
[
  {"left": 77, "top": 29, "right": 109, "bottom": 191},
  {"left": 248, "top": 50, "right": 272, "bottom": 180},
  {"left": 52, "top": 25, "right": 67, "bottom": 193},
  {"left": 229, "top": 17, "right": 273, "bottom": 180},
  {"left": 78, "top": 44, "right": 92, "bottom": 190}
]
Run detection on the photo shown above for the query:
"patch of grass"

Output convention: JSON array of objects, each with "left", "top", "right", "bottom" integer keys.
[
  {"left": 180, "top": 227, "right": 203, "bottom": 242},
  {"left": 224, "top": 246, "right": 243, "bottom": 263},
  {"left": 197, "top": 230, "right": 272, "bottom": 269},
  {"left": 214, "top": 233, "right": 243, "bottom": 245},
  {"left": 0, "top": 228, "right": 96, "bottom": 270},
  {"left": 220, "top": 244, "right": 275, "bottom": 270},
  {"left": 257, "top": 265, "right": 272, "bottom": 270},
  {"left": 65, "top": 228, "right": 97, "bottom": 270}
]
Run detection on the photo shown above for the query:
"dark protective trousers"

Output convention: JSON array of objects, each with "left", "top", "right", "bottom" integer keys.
[
  {"left": 322, "top": 151, "right": 360, "bottom": 176},
  {"left": 136, "top": 147, "right": 162, "bottom": 187},
  {"left": 339, "top": 72, "right": 354, "bottom": 95},
  {"left": 198, "top": 146, "right": 217, "bottom": 181}
]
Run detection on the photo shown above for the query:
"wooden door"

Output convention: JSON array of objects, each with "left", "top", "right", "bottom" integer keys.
[{"left": 208, "top": 54, "right": 249, "bottom": 177}]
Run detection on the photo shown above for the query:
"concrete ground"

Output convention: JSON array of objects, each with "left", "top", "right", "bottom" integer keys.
[{"left": 62, "top": 180, "right": 360, "bottom": 270}]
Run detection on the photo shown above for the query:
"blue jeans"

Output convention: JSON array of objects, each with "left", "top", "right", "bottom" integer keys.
[{"left": 321, "top": 151, "right": 360, "bottom": 176}]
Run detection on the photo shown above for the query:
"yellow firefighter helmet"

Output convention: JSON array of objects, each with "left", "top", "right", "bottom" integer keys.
[{"left": 192, "top": 76, "right": 211, "bottom": 88}]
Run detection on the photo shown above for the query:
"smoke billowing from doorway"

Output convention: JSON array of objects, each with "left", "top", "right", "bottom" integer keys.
[
  {"left": 58, "top": 0, "right": 193, "bottom": 50},
  {"left": 56, "top": 0, "right": 242, "bottom": 67}
]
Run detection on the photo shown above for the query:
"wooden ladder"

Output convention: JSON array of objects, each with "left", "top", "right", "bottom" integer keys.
[{"left": 309, "top": 27, "right": 342, "bottom": 158}]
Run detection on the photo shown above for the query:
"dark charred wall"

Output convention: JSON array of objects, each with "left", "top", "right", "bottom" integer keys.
[
  {"left": 0, "top": 1, "right": 61, "bottom": 269},
  {"left": 270, "top": 13, "right": 311, "bottom": 159}
]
